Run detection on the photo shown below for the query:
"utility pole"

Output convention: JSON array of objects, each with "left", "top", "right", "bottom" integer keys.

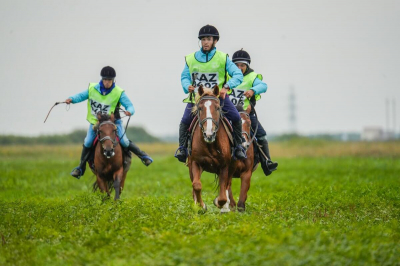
[
  {"left": 386, "top": 98, "right": 390, "bottom": 139},
  {"left": 289, "top": 86, "right": 297, "bottom": 134},
  {"left": 393, "top": 98, "right": 396, "bottom": 138}
]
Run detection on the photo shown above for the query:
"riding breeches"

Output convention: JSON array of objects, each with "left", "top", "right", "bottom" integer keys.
[
  {"left": 83, "top": 122, "right": 130, "bottom": 148},
  {"left": 180, "top": 96, "right": 241, "bottom": 126}
]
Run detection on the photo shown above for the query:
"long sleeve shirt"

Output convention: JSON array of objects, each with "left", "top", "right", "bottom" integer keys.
[
  {"left": 180, "top": 47, "right": 243, "bottom": 94},
  {"left": 69, "top": 83, "right": 135, "bottom": 121}
]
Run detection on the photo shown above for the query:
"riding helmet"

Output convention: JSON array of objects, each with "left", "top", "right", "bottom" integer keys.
[
  {"left": 198, "top": 24, "right": 219, "bottom": 40},
  {"left": 100, "top": 66, "right": 116, "bottom": 79},
  {"left": 232, "top": 49, "right": 251, "bottom": 65}
]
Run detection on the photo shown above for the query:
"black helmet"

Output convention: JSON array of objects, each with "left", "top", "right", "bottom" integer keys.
[
  {"left": 232, "top": 49, "right": 251, "bottom": 65},
  {"left": 198, "top": 24, "right": 219, "bottom": 40},
  {"left": 100, "top": 66, "right": 116, "bottom": 79}
]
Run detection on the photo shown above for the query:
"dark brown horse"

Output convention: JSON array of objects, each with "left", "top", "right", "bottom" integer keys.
[
  {"left": 228, "top": 105, "right": 257, "bottom": 212},
  {"left": 188, "top": 85, "right": 233, "bottom": 213},
  {"left": 91, "top": 113, "right": 131, "bottom": 200}
]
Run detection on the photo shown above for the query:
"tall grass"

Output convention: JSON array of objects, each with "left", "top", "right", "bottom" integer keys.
[{"left": 0, "top": 141, "right": 399, "bottom": 265}]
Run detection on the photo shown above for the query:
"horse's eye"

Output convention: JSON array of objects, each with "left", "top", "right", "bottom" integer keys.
[{"left": 198, "top": 107, "right": 202, "bottom": 111}]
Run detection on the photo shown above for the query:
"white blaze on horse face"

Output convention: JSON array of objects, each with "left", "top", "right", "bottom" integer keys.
[{"left": 204, "top": 100, "right": 213, "bottom": 137}]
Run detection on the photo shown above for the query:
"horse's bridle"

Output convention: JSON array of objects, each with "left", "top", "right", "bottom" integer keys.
[
  {"left": 238, "top": 111, "right": 257, "bottom": 147},
  {"left": 97, "top": 121, "right": 119, "bottom": 148},
  {"left": 196, "top": 96, "right": 221, "bottom": 135}
]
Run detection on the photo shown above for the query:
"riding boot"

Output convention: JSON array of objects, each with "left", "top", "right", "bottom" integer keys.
[
  {"left": 175, "top": 122, "right": 190, "bottom": 163},
  {"left": 70, "top": 145, "right": 92, "bottom": 179},
  {"left": 128, "top": 140, "right": 153, "bottom": 166},
  {"left": 258, "top": 138, "right": 278, "bottom": 175},
  {"left": 232, "top": 120, "right": 247, "bottom": 160}
]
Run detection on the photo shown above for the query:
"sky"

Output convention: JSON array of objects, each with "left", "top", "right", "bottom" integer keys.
[{"left": 0, "top": 0, "right": 399, "bottom": 137}]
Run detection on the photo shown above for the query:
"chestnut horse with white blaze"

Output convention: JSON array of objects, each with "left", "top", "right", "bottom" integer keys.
[
  {"left": 188, "top": 85, "right": 234, "bottom": 212},
  {"left": 91, "top": 113, "right": 131, "bottom": 200}
]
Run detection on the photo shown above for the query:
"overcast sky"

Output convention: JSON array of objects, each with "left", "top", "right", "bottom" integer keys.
[{"left": 0, "top": 0, "right": 399, "bottom": 137}]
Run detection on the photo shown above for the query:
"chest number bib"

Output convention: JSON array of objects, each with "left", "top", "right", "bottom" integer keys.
[
  {"left": 192, "top": 72, "right": 219, "bottom": 88},
  {"left": 229, "top": 88, "right": 246, "bottom": 107},
  {"left": 90, "top": 99, "right": 111, "bottom": 116}
]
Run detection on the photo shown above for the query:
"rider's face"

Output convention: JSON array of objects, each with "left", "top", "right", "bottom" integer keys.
[
  {"left": 235, "top": 63, "right": 248, "bottom": 74},
  {"left": 102, "top": 79, "right": 114, "bottom": 89},
  {"left": 201, "top": 36, "right": 217, "bottom": 52}
]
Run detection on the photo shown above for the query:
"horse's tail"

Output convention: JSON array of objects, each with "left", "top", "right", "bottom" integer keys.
[
  {"left": 92, "top": 180, "right": 114, "bottom": 192},
  {"left": 92, "top": 181, "right": 98, "bottom": 192}
]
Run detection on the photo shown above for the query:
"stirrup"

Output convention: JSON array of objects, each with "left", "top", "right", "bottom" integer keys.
[
  {"left": 174, "top": 146, "right": 188, "bottom": 162},
  {"left": 232, "top": 145, "right": 247, "bottom": 160},
  {"left": 70, "top": 167, "right": 84, "bottom": 179},
  {"left": 140, "top": 155, "right": 153, "bottom": 166},
  {"left": 261, "top": 160, "right": 278, "bottom": 176}
]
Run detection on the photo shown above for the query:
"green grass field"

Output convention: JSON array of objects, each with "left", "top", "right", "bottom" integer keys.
[{"left": 0, "top": 142, "right": 399, "bottom": 265}]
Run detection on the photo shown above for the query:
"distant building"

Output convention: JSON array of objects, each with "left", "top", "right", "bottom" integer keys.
[{"left": 361, "top": 127, "right": 384, "bottom": 141}]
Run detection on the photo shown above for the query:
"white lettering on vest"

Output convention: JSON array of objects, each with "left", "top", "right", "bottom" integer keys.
[{"left": 90, "top": 99, "right": 111, "bottom": 116}]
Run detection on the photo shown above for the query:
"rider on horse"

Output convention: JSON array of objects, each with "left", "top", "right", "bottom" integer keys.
[
  {"left": 175, "top": 24, "right": 247, "bottom": 162},
  {"left": 66, "top": 66, "right": 153, "bottom": 179},
  {"left": 229, "top": 49, "right": 278, "bottom": 174}
]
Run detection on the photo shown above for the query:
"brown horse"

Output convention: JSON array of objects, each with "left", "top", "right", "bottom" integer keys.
[
  {"left": 91, "top": 113, "right": 131, "bottom": 200},
  {"left": 188, "top": 85, "right": 233, "bottom": 213},
  {"left": 228, "top": 105, "right": 257, "bottom": 212}
]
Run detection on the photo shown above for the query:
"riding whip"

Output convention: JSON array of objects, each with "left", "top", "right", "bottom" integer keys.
[{"left": 43, "top": 102, "right": 69, "bottom": 123}]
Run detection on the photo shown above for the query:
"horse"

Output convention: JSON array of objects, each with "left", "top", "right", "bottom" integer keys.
[
  {"left": 187, "top": 85, "right": 234, "bottom": 213},
  {"left": 91, "top": 112, "right": 131, "bottom": 200},
  {"left": 227, "top": 105, "right": 257, "bottom": 212}
]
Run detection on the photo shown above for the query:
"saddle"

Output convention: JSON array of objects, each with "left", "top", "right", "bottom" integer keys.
[
  {"left": 87, "top": 136, "right": 131, "bottom": 172},
  {"left": 187, "top": 114, "right": 234, "bottom": 156}
]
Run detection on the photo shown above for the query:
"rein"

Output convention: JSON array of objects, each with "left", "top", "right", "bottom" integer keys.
[{"left": 240, "top": 101, "right": 259, "bottom": 146}]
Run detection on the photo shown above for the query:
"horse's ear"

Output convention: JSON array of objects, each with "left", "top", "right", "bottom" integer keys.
[
  {"left": 110, "top": 112, "right": 115, "bottom": 122},
  {"left": 97, "top": 112, "right": 102, "bottom": 120},
  {"left": 212, "top": 85, "right": 219, "bottom": 97},
  {"left": 246, "top": 104, "right": 252, "bottom": 114},
  {"left": 198, "top": 85, "right": 204, "bottom": 96}
]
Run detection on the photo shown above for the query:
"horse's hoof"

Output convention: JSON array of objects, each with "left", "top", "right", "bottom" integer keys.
[
  {"left": 213, "top": 197, "right": 219, "bottom": 208},
  {"left": 237, "top": 202, "right": 246, "bottom": 212},
  {"left": 237, "top": 207, "right": 246, "bottom": 212},
  {"left": 198, "top": 204, "right": 207, "bottom": 214},
  {"left": 220, "top": 207, "right": 231, "bottom": 213}
]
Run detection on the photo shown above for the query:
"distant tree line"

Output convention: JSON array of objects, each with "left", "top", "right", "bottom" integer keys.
[{"left": 0, "top": 126, "right": 161, "bottom": 145}]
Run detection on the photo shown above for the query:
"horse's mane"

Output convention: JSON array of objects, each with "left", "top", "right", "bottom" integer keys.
[
  {"left": 97, "top": 113, "right": 112, "bottom": 123},
  {"left": 191, "top": 88, "right": 218, "bottom": 114},
  {"left": 236, "top": 105, "right": 244, "bottom": 112},
  {"left": 93, "top": 113, "right": 113, "bottom": 131}
]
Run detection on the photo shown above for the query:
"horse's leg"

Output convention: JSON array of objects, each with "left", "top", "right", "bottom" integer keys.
[
  {"left": 237, "top": 170, "right": 252, "bottom": 212},
  {"left": 96, "top": 175, "right": 110, "bottom": 198},
  {"left": 228, "top": 185, "right": 237, "bottom": 210},
  {"left": 191, "top": 161, "right": 206, "bottom": 210},
  {"left": 188, "top": 160, "right": 196, "bottom": 203},
  {"left": 120, "top": 173, "right": 127, "bottom": 195},
  {"left": 113, "top": 169, "right": 124, "bottom": 200},
  {"left": 215, "top": 167, "right": 230, "bottom": 212}
]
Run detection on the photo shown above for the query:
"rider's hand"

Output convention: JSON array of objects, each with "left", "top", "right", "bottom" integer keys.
[
  {"left": 244, "top": 90, "right": 254, "bottom": 98},
  {"left": 65, "top": 98, "right": 72, "bottom": 104},
  {"left": 188, "top": 85, "right": 195, "bottom": 92},
  {"left": 124, "top": 111, "right": 131, "bottom": 116},
  {"left": 220, "top": 88, "right": 228, "bottom": 99}
]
